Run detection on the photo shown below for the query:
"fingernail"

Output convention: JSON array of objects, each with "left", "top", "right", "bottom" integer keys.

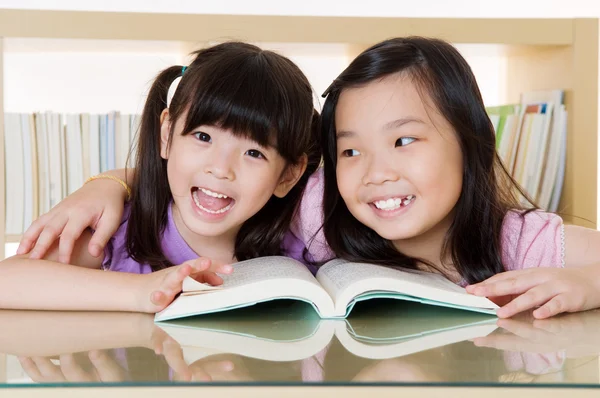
[
  {"left": 29, "top": 251, "right": 39, "bottom": 259},
  {"left": 91, "top": 245, "right": 101, "bottom": 257},
  {"left": 221, "top": 265, "right": 233, "bottom": 273}
]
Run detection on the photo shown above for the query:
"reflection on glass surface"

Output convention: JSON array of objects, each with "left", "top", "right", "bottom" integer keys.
[{"left": 0, "top": 300, "right": 598, "bottom": 386}]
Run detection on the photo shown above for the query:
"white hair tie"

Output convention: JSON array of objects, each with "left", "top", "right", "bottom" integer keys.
[
  {"left": 166, "top": 66, "right": 188, "bottom": 108},
  {"left": 166, "top": 76, "right": 182, "bottom": 108}
]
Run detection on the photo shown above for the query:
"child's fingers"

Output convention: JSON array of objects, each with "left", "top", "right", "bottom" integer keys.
[
  {"left": 466, "top": 269, "right": 541, "bottom": 291},
  {"left": 469, "top": 274, "right": 546, "bottom": 298},
  {"left": 89, "top": 211, "right": 122, "bottom": 258},
  {"left": 214, "top": 264, "right": 233, "bottom": 274},
  {"left": 29, "top": 217, "right": 69, "bottom": 259},
  {"left": 150, "top": 290, "right": 170, "bottom": 308},
  {"left": 17, "top": 216, "right": 44, "bottom": 255},
  {"left": 466, "top": 271, "right": 520, "bottom": 289},
  {"left": 160, "top": 262, "right": 208, "bottom": 295},
  {"left": 165, "top": 263, "right": 195, "bottom": 289},
  {"left": 17, "top": 213, "right": 53, "bottom": 255},
  {"left": 58, "top": 215, "right": 96, "bottom": 263},
  {"left": 533, "top": 294, "right": 572, "bottom": 319},
  {"left": 195, "top": 272, "right": 224, "bottom": 286},
  {"left": 497, "top": 286, "right": 556, "bottom": 318}
]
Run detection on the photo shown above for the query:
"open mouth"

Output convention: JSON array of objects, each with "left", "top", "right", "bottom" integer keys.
[
  {"left": 191, "top": 187, "right": 235, "bottom": 214},
  {"left": 371, "top": 195, "right": 415, "bottom": 211}
]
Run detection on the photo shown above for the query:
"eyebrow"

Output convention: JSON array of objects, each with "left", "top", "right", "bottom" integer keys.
[{"left": 336, "top": 117, "right": 425, "bottom": 139}]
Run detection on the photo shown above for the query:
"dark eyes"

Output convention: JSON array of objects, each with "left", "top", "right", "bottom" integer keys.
[
  {"left": 396, "top": 137, "right": 416, "bottom": 147},
  {"left": 245, "top": 149, "right": 265, "bottom": 159},
  {"left": 194, "top": 132, "right": 211, "bottom": 142},
  {"left": 193, "top": 132, "right": 266, "bottom": 160},
  {"left": 341, "top": 149, "right": 360, "bottom": 157},
  {"left": 341, "top": 137, "right": 416, "bottom": 157}
]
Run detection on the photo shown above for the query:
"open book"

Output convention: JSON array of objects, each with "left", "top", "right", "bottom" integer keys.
[
  {"left": 157, "top": 301, "right": 498, "bottom": 362},
  {"left": 155, "top": 256, "right": 498, "bottom": 322}
]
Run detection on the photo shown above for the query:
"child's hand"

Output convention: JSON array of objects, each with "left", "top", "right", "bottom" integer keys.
[
  {"left": 466, "top": 266, "right": 600, "bottom": 319},
  {"left": 17, "top": 176, "right": 128, "bottom": 263},
  {"left": 139, "top": 258, "right": 233, "bottom": 314}
]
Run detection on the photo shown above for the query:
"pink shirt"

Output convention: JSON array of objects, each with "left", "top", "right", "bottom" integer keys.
[
  {"left": 291, "top": 168, "right": 566, "bottom": 270},
  {"left": 293, "top": 168, "right": 566, "bottom": 382}
]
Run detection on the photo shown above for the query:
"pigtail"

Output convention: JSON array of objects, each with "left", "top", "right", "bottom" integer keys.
[{"left": 126, "top": 65, "right": 184, "bottom": 270}]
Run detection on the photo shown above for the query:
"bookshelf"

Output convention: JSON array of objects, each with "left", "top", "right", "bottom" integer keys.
[{"left": 0, "top": 10, "right": 598, "bottom": 260}]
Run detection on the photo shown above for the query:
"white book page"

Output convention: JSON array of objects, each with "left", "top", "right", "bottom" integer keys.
[
  {"left": 156, "top": 256, "right": 334, "bottom": 321},
  {"left": 316, "top": 260, "right": 498, "bottom": 316}
]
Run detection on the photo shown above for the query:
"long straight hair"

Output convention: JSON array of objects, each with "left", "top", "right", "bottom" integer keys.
[
  {"left": 320, "top": 37, "right": 535, "bottom": 284},
  {"left": 127, "top": 42, "right": 321, "bottom": 270}
]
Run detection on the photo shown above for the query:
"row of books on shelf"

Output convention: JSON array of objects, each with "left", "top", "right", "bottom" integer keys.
[
  {"left": 2, "top": 88, "right": 567, "bottom": 236},
  {"left": 4, "top": 112, "right": 140, "bottom": 235},
  {"left": 487, "top": 89, "right": 567, "bottom": 212}
]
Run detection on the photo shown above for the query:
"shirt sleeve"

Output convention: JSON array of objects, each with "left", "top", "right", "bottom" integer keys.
[
  {"left": 289, "top": 168, "right": 335, "bottom": 263},
  {"left": 100, "top": 203, "right": 131, "bottom": 271},
  {"left": 501, "top": 210, "right": 565, "bottom": 271}
]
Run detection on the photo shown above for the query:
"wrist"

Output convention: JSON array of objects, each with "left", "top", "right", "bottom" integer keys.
[
  {"left": 85, "top": 174, "right": 131, "bottom": 201},
  {"left": 134, "top": 273, "right": 155, "bottom": 313}
]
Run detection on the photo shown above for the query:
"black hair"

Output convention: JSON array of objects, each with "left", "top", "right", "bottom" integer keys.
[
  {"left": 127, "top": 42, "right": 321, "bottom": 270},
  {"left": 320, "top": 37, "right": 535, "bottom": 284}
]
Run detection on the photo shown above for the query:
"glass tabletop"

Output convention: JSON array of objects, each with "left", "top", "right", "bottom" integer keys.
[{"left": 1, "top": 299, "right": 598, "bottom": 393}]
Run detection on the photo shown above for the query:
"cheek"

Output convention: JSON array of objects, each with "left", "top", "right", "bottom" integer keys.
[
  {"left": 240, "top": 167, "right": 280, "bottom": 201},
  {"left": 412, "top": 147, "right": 463, "bottom": 198}
]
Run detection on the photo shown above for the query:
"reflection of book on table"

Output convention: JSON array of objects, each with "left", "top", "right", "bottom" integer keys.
[
  {"left": 157, "top": 302, "right": 498, "bottom": 362},
  {"left": 155, "top": 256, "right": 499, "bottom": 322}
]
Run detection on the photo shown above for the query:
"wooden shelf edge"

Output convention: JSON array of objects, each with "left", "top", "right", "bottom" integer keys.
[
  {"left": 5, "top": 234, "right": 21, "bottom": 243},
  {"left": 0, "top": 9, "right": 575, "bottom": 45}
]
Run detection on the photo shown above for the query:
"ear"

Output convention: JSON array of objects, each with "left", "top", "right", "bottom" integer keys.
[
  {"left": 159, "top": 108, "right": 171, "bottom": 160},
  {"left": 273, "top": 154, "right": 308, "bottom": 198}
]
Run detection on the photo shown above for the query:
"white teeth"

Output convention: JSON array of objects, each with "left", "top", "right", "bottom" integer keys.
[
  {"left": 193, "top": 190, "right": 233, "bottom": 214},
  {"left": 200, "top": 188, "right": 228, "bottom": 199},
  {"left": 373, "top": 195, "right": 415, "bottom": 211}
]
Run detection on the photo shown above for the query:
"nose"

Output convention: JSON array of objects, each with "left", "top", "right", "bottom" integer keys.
[
  {"left": 204, "top": 148, "right": 236, "bottom": 181},
  {"left": 361, "top": 154, "right": 400, "bottom": 186}
]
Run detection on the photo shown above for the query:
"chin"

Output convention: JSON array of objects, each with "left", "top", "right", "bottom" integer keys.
[{"left": 372, "top": 227, "right": 420, "bottom": 242}]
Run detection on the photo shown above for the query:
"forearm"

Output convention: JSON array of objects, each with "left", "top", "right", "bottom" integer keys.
[
  {"left": 0, "top": 258, "right": 146, "bottom": 312},
  {"left": 0, "top": 311, "right": 153, "bottom": 356}
]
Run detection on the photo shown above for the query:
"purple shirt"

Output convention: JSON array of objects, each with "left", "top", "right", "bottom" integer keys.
[{"left": 102, "top": 202, "right": 314, "bottom": 274}]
